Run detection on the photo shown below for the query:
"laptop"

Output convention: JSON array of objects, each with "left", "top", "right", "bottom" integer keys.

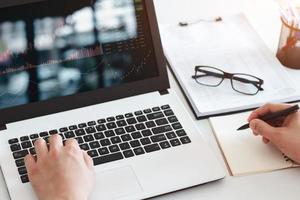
[{"left": 0, "top": 0, "right": 225, "bottom": 199}]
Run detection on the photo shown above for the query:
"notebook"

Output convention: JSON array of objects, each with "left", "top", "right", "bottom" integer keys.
[
  {"left": 160, "top": 13, "right": 300, "bottom": 118},
  {"left": 209, "top": 111, "right": 299, "bottom": 176}
]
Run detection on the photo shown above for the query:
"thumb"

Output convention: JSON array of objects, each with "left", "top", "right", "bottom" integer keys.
[{"left": 249, "top": 119, "right": 279, "bottom": 141}]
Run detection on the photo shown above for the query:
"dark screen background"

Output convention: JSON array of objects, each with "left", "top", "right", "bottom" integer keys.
[{"left": 0, "top": 0, "right": 158, "bottom": 110}]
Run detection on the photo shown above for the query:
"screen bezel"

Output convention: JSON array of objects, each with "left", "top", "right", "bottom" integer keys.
[{"left": 0, "top": 0, "right": 170, "bottom": 128}]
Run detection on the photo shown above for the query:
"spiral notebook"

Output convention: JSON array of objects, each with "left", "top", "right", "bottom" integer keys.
[{"left": 209, "top": 111, "right": 299, "bottom": 176}]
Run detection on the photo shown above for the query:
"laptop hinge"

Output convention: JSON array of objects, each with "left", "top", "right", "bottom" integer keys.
[
  {"left": 159, "top": 90, "right": 169, "bottom": 95},
  {"left": 0, "top": 124, "right": 7, "bottom": 131}
]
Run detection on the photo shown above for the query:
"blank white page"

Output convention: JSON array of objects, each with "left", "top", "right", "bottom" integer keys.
[{"left": 210, "top": 112, "right": 293, "bottom": 176}]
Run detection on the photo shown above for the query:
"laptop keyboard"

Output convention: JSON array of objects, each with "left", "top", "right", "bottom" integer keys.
[{"left": 8, "top": 105, "right": 191, "bottom": 184}]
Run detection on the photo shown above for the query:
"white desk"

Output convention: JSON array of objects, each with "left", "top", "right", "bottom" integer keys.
[{"left": 1, "top": 0, "right": 300, "bottom": 199}]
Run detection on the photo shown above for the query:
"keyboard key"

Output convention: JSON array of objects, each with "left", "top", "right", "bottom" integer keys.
[
  {"left": 147, "top": 112, "right": 164, "bottom": 120},
  {"left": 107, "top": 117, "right": 115, "bottom": 122},
  {"left": 64, "top": 131, "right": 75, "bottom": 139},
  {"left": 172, "top": 123, "right": 183, "bottom": 130},
  {"left": 29, "top": 148, "right": 36, "bottom": 155},
  {"left": 168, "top": 116, "right": 178, "bottom": 123},
  {"left": 127, "top": 118, "right": 137, "bottom": 125},
  {"left": 152, "top": 125, "right": 172, "bottom": 134},
  {"left": 100, "top": 139, "right": 111, "bottom": 146},
  {"left": 152, "top": 107, "right": 160, "bottom": 112},
  {"left": 135, "top": 123, "right": 146, "bottom": 130},
  {"left": 97, "top": 119, "right": 106, "bottom": 124},
  {"left": 166, "top": 132, "right": 177, "bottom": 139},
  {"left": 116, "top": 120, "right": 127, "bottom": 127},
  {"left": 125, "top": 113, "right": 133, "bottom": 118},
  {"left": 170, "top": 139, "right": 181, "bottom": 147},
  {"left": 145, "top": 121, "right": 156, "bottom": 128},
  {"left": 20, "top": 136, "right": 29, "bottom": 141},
  {"left": 79, "top": 144, "right": 90, "bottom": 151},
  {"left": 96, "top": 124, "right": 106, "bottom": 131},
  {"left": 15, "top": 159, "right": 25, "bottom": 167},
  {"left": 164, "top": 110, "right": 174, "bottom": 116},
  {"left": 88, "top": 121, "right": 96, "bottom": 126},
  {"left": 98, "top": 147, "right": 109, "bottom": 155},
  {"left": 151, "top": 134, "right": 167, "bottom": 143},
  {"left": 87, "top": 150, "right": 98, "bottom": 158},
  {"left": 123, "top": 150, "right": 134, "bottom": 158},
  {"left": 10, "top": 144, "right": 21, "bottom": 152},
  {"left": 49, "top": 130, "right": 58, "bottom": 135},
  {"left": 141, "top": 129, "right": 152, "bottom": 137},
  {"left": 20, "top": 175, "right": 29, "bottom": 183},
  {"left": 18, "top": 166, "right": 27, "bottom": 175},
  {"left": 104, "top": 130, "right": 115, "bottom": 137},
  {"left": 119, "top": 142, "right": 130, "bottom": 150},
  {"left": 106, "top": 122, "right": 117, "bottom": 129},
  {"left": 44, "top": 137, "right": 50, "bottom": 143},
  {"left": 160, "top": 141, "right": 171, "bottom": 149},
  {"left": 137, "top": 116, "right": 147, "bottom": 122},
  {"left": 144, "top": 144, "right": 160, "bottom": 153},
  {"left": 75, "top": 137, "right": 84, "bottom": 144},
  {"left": 131, "top": 132, "right": 142, "bottom": 139},
  {"left": 176, "top": 129, "right": 187, "bottom": 137},
  {"left": 30, "top": 134, "right": 39, "bottom": 139},
  {"left": 75, "top": 129, "right": 85, "bottom": 136},
  {"left": 8, "top": 138, "right": 19, "bottom": 144},
  {"left": 94, "top": 132, "right": 105, "bottom": 140},
  {"left": 143, "top": 109, "right": 152, "bottom": 114},
  {"left": 39, "top": 132, "right": 48, "bottom": 137},
  {"left": 13, "top": 150, "right": 28, "bottom": 159},
  {"left": 121, "top": 134, "right": 132, "bottom": 142},
  {"left": 93, "top": 152, "right": 123, "bottom": 165},
  {"left": 134, "top": 111, "right": 143, "bottom": 116},
  {"left": 161, "top": 105, "right": 170, "bottom": 110},
  {"left": 134, "top": 147, "right": 145, "bottom": 155},
  {"left": 86, "top": 127, "right": 96, "bottom": 134},
  {"left": 116, "top": 115, "right": 124, "bottom": 120},
  {"left": 69, "top": 125, "right": 78, "bottom": 130},
  {"left": 21, "top": 141, "right": 32, "bottom": 149},
  {"left": 180, "top": 136, "right": 191, "bottom": 144},
  {"left": 125, "top": 126, "right": 136, "bottom": 133},
  {"left": 130, "top": 140, "right": 141, "bottom": 148},
  {"left": 115, "top": 128, "right": 126, "bottom": 135},
  {"left": 111, "top": 136, "right": 122, "bottom": 144},
  {"left": 83, "top": 135, "right": 94, "bottom": 142},
  {"left": 140, "top": 137, "right": 151, "bottom": 145},
  {"left": 78, "top": 123, "right": 87, "bottom": 128},
  {"left": 89, "top": 141, "right": 100, "bottom": 149},
  {"left": 59, "top": 127, "right": 68, "bottom": 132},
  {"left": 109, "top": 145, "right": 120, "bottom": 153},
  {"left": 155, "top": 118, "right": 168, "bottom": 126}
]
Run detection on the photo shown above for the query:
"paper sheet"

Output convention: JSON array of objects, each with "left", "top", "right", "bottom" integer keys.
[{"left": 160, "top": 14, "right": 299, "bottom": 117}]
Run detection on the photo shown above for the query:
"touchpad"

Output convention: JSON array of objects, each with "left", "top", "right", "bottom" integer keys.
[{"left": 90, "top": 166, "right": 143, "bottom": 200}]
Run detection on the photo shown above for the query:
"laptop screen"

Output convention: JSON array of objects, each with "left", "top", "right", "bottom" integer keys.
[{"left": 0, "top": 0, "right": 159, "bottom": 110}]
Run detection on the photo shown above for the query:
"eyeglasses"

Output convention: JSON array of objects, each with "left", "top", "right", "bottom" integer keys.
[{"left": 191, "top": 66, "right": 264, "bottom": 95}]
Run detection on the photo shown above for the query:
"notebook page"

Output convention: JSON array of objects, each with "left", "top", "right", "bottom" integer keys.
[
  {"left": 209, "top": 112, "right": 292, "bottom": 176},
  {"left": 160, "top": 14, "right": 299, "bottom": 116}
]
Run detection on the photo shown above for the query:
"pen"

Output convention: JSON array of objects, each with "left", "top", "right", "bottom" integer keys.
[{"left": 237, "top": 104, "right": 299, "bottom": 131}]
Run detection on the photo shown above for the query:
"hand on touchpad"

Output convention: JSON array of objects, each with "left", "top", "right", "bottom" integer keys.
[{"left": 90, "top": 166, "right": 143, "bottom": 200}]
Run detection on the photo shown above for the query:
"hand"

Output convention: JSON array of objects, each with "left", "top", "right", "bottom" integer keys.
[
  {"left": 248, "top": 103, "right": 300, "bottom": 163},
  {"left": 24, "top": 135, "right": 95, "bottom": 200}
]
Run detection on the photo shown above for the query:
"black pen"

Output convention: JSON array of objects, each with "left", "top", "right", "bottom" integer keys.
[{"left": 237, "top": 104, "right": 299, "bottom": 131}]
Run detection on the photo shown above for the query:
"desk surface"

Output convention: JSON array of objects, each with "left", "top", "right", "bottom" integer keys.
[{"left": 1, "top": 0, "right": 300, "bottom": 199}]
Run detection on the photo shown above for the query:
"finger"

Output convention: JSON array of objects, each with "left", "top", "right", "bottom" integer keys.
[
  {"left": 83, "top": 150, "right": 94, "bottom": 169},
  {"left": 34, "top": 138, "right": 48, "bottom": 159},
  {"left": 49, "top": 134, "right": 63, "bottom": 152},
  {"left": 249, "top": 119, "right": 282, "bottom": 142},
  {"left": 64, "top": 138, "right": 80, "bottom": 150},
  {"left": 248, "top": 103, "right": 294, "bottom": 122},
  {"left": 262, "top": 137, "right": 270, "bottom": 144},
  {"left": 24, "top": 154, "right": 36, "bottom": 177}
]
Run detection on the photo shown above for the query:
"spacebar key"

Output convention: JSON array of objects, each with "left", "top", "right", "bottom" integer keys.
[{"left": 93, "top": 153, "right": 124, "bottom": 165}]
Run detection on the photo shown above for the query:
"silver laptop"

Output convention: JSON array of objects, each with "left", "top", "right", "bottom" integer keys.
[{"left": 0, "top": 0, "right": 225, "bottom": 199}]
